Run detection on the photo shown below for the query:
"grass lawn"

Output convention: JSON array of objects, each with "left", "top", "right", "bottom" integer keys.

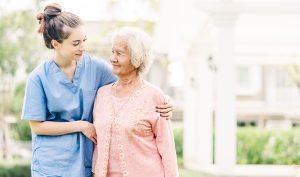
[
  {"left": 1, "top": 160, "right": 208, "bottom": 177},
  {"left": 179, "top": 168, "right": 208, "bottom": 177}
]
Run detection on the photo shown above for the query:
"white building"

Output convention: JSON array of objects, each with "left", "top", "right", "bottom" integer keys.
[{"left": 152, "top": 0, "right": 300, "bottom": 176}]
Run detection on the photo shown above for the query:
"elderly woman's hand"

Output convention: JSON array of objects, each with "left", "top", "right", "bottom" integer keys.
[{"left": 156, "top": 96, "right": 173, "bottom": 120}]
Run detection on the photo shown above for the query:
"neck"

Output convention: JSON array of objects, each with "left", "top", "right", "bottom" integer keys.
[
  {"left": 114, "top": 72, "right": 142, "bottom": 98},
  {"left": 117, "top": 71, "right": 140, "bottom": 86},
  {"left": 53, "top": 52, "right": 75, "bottom": 68}
]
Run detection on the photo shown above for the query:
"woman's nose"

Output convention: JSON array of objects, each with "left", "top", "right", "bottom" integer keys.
[
  {"left": 79, "top": 43, "right": 85, "bottom": 52},
  {"left": 110, "top": 55, "right": 117, "bottom": 63}
]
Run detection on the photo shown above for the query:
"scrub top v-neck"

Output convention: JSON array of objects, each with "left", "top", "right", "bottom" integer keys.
[{"left": 22, "top": 53, "right": 117, "bottom": 177}]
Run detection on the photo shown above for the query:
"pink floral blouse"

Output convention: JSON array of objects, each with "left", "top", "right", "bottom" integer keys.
[{"left": 92, "top": 80, "right": 179, "bottom": 177}]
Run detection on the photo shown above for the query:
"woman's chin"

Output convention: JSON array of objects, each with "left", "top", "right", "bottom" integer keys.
[
  {"left": 112, "top": 70, "right": 120, "bottom": 76},
  {"left": 73, "top": 54, "right": 83, "bottom": 61}
]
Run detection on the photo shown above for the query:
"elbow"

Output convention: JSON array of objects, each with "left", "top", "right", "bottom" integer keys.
[
  {"left": 30, "top": 127, "right": 41, "bottom": 135},
  {"left": 29, "top": 121, "right": 44, "bottom": 135}
]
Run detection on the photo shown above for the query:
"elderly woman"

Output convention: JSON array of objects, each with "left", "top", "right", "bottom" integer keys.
[{"left": 92, "top": 27, "right": 179, "bottom": 177}]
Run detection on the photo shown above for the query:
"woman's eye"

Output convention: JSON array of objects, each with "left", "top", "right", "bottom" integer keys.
[{"left": 73, "top": 43, "right": 79, "bottom": 46}]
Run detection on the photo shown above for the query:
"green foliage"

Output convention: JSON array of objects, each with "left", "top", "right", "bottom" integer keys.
[
  {"left": 174, "top": 126, "right": 183, "bottom": 158},
  {"left": 173, "top": 125, "right": 300, "bottom": 165},
  {"left": 9, "top": 82, "right": 26, "bottom": 115},
  {"left": 237, "top": 127, "right": 270, "bottom": 164},
  {"left": 0, "top": 164, "right": 30, "bottom": 177},
  {"left": 0, "top": 16, "right": 17, "bottom": 74},
  {"left": 173, "top": 125, "right": 183, "bottom": 167},
  {"left": 287, "top": 65, "right": 300, "bottom": 89},
  {"left": 11, "top": 119, "right": 31, "bottom": 141},
  {"left": 8, "top": 82, "right": 32, "bottom": 141},
  {"left": 0, "top": 9, "right": 41, "bottom": 75},
  {"left": 237, "top": 127, "right": 300, "bottom": 165}
]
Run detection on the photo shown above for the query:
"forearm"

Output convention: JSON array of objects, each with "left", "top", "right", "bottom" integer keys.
[
  {"left": 29, "top": 120, "right": 85, "bottom": 135},
  {"left": 159, "top": 141, "right": 179, "bottom": 177},
  {"left": 155, "top": 120, "right": 179, "bottom": 177}
]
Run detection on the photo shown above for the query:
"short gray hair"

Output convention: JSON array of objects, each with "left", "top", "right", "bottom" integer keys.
[{"left": 111, "top": 26, "right": 152, "bottom": 75}]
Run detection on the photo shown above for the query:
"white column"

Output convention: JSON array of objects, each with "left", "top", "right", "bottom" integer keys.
[
  {"left": 195, "top": 55, "right": 214, "bottom": 169},
  {"left": 212, "top": 13, "right": 238, "bottom": 175},
  {"left": 183, "top": 50, "right": 200, "bottom": 167},
  {"left": 183, "top": 43, "right": 214, "bottom": 170}
]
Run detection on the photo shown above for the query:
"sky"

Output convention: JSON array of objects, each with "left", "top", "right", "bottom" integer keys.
[
  {"left": 2, "top": 0, "right": 300, "bottom": 85},
  {"left": 0, "top": 0, "right": 157, "bottom": 21}
]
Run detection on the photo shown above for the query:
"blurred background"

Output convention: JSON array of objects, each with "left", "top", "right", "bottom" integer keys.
[{"left": 0, "top": 0, "right": 300, "bottom": 177}]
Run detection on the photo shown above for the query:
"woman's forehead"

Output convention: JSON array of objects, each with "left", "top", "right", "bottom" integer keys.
[
  {"left": 113, "top": 39, "right": 128, "bottom": 50},
  {"left": 67, "top": 26, "right": 87, "bottom": 41}
]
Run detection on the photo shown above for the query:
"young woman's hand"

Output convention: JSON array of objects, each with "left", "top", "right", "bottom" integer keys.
[
  {"left": 79, "top": 121, "right": 97, "bottom": 144},
  {"left": 156, "top": 95, "right": 173, "bottom": 120}
]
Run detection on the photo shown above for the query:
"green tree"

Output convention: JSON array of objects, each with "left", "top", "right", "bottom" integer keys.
[
  {"left": 287, "top": 65, "right": 300, "bottom": 89},
  {"left": 0, "top": 8, "right": 41, "bottom": 159}
]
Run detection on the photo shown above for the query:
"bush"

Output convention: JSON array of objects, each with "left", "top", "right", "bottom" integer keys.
[
  {"left": 9, "top": 82, "right": 25, "bottom": 115},
  {"left": 173, "top": 126, "right": 183, "bottom": 167},
  {"left": 174, "top": 126, "right": 183, "bottom": 157},
  {"left": 237, "top": 127, "right": 300, "bottom": 165},
  {"left": 0, "top": 164, "right": 30, "bottom": 177},
  {"left": 173, "top": 124, "right": 300, "bottom": 165},
  {"left": 11, "top": 120, "right": 31, "bottom": 141},
  {"left": 9, "top": 82, "right": 32, "bottom": 141}
]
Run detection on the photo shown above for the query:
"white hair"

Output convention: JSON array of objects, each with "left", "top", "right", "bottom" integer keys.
[{"left": 111, "top": 26, "right": 152, "bottom": 75}]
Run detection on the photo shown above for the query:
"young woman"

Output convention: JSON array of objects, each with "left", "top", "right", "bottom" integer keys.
[{"left": 22, "top": 3, "right": 173, "bottom": 177}]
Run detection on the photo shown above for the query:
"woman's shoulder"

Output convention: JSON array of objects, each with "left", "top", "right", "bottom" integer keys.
[
  {"left": 27, "top": 59, "right": 53, "bottom": 81},
  {"left": 142, "top": 80, "right": 167, "bottom": 104},
  {"left": 96, "top": 82, "right": 114, "bottom": 95},
  {"left": 143, "top": 80, "right": 164, "bottom": 95}
]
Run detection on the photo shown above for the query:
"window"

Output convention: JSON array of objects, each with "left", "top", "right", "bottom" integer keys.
[{"left": 236, "top": 65, "right": 262, "bottom": 95}]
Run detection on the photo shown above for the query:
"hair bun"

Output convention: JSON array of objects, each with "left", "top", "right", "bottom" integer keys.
[
  {"left": 44, "top": 3, "right": 62, "bottom": 20},
  {"left": 36, "top": 12, "right": 45, "bottom": 33},
  {"left": 36, "top": 12, "right": 44, "bottom": 21}
]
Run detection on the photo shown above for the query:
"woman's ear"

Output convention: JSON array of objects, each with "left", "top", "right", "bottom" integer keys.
[{"left": 51, "top": 39, "right": 61, "bottom": 49}]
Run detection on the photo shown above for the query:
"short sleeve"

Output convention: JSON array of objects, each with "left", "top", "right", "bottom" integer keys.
[{"left": 21, "top": 74, "right": 47, "bottom": 121}]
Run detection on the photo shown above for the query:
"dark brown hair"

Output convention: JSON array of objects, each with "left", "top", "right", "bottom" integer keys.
[{"left": 36, "top": 3, "right": 82, "bottom": 49}]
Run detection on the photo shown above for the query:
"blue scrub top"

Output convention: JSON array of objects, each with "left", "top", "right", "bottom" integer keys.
[{"left": 22, "top": 54, "right": 117, "bottom": 177}]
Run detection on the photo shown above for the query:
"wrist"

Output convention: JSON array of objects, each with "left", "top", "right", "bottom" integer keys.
[{"left": 76, "top": 120, "right": 88, "bottom": 132}]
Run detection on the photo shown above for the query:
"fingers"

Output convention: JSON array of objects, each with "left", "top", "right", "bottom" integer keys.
[
  {"left": 89, "top": 132, "right": 97, "bottom": 144},
  {"left": 160, "top": 111, "right": 172, "bottom": 120},
  {"left": 92, "top": 131, "right": 97, "bottom": 144},
  {"left": 90, "top": 136, "right": 97, "bottom": 144},
  {"left": 83, "top": 128, "right": 97, "bottom": 144},
  {"left": 156, "top": 107, "right": 173, "bottom": 114},
  {"left": 156, "top": 103, "right": 172, "bottom": 110},
  {"left": 156, "top": 100, "right": 174, "bottom": 120}
]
